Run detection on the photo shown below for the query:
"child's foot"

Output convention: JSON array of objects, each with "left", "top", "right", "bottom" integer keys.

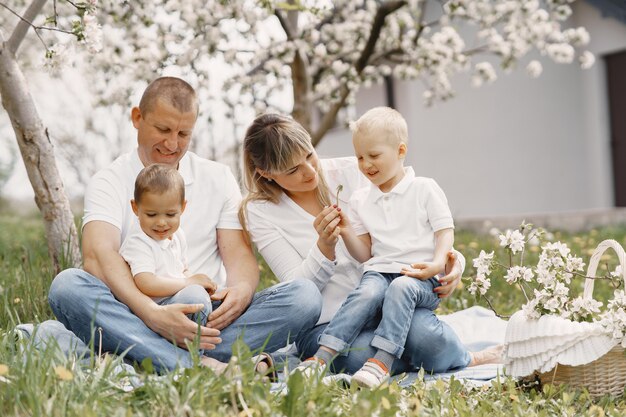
[
  {"left": 290, "top": 357, "right": 326, "bottom": 378},
  {"left": 469, "top": 344, "right": 504, "bottom": 366},
  {"left": 351, "top": 359, "right": 390, "bottom": 389}
]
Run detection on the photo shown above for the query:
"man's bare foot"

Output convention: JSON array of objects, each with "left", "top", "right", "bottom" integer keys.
[
  {"left": 201, "top": 356, "right": 229, "bottom": 375},
  {"left": 469, "top": 344, "right": 504, "bottom": 367}
]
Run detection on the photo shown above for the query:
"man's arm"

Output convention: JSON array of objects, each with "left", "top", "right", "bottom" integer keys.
[
  {"left": 208, "top": 228, "right": 260, "bottom": 330},
  {"left": 82, "top": 221, "right": 221, "bottom": 350}
]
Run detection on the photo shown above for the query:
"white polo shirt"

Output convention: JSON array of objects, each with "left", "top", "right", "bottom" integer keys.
[
  {"left": 349, "top": 167, "right": 454, "bottom": 273},
  {"left": 119, "top": 227, "right": 188, "bottom": 300},
  {"left": 83, "top": 149, "right": 242, "bottom": 288}
]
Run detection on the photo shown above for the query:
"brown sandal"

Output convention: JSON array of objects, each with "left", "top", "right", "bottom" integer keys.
[{"left": 251, "top": 352, "right": 278, "bottom": 382}]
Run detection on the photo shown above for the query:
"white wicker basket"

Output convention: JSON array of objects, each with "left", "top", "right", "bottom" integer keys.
[{"left": 505, "top": 239, "right": 626, "bottom": 397}]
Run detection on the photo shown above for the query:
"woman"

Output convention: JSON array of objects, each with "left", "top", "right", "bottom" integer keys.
[{"left": 239, "top": 114, "right": 496, "bottom": 375}]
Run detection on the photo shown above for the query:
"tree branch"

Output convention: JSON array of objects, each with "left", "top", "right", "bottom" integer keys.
[
  {"left": 355, "top": 1, "right": 407, "bottom": 72},
  {"left": 312, "top": 0, "right": 407, "bottom": 144},
  {"left": 6, "top": 0, "right": 48, "bottom": 54},
  {"left": 274, "top": 8, "right": 294, "bottom": 40}
]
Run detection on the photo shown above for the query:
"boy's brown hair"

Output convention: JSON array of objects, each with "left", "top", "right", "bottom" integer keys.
[{"left": 134, "top": 164, "right": 185, "bottom": 204}]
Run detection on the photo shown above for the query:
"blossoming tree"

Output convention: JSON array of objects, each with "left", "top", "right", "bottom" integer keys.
[
  {"left": 79, "top": 0, "right": 595, "bottom": 147},
  {"left": 1, "top": 0, "right": 594, "bottom": 268}
]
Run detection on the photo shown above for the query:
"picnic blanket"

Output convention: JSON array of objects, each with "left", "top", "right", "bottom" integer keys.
[{"left": 13, "top": 306, "right": 507, "bottom": 389}]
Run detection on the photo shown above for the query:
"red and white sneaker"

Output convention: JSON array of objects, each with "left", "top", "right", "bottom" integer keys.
[
  {"left": 290, "top": 357, "right": 327, "bottom": 378},
  {"left": 351, "top": 359, "right": 390, "bottom": 388}
]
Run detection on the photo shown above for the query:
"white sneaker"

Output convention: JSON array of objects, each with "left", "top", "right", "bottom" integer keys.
[
  {"left": 351, "top": 359, "right": 390, "bottom": 389},
  {"left": 290, "top": 358, "right": 326, "bottom": 378}
]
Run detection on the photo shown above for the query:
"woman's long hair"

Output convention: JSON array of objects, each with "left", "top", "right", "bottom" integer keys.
[{"left": 238, "top": 114, "right": 331, "bottom": 238}]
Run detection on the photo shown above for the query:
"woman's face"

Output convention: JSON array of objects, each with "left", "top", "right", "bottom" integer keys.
[{"left": 269, "top": 150, "right": 320, "bottom": 194}]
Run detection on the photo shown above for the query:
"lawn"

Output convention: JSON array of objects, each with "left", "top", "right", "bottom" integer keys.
[{"left": 1, "top": 210, "right": 626, "bottom": 416}]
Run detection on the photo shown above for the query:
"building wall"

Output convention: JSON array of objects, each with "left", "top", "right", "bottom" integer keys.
[{"left": 317, "top": 1, "right": 626, "bottom": 219}]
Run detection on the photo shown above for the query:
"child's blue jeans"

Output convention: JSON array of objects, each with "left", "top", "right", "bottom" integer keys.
[{"left": 318, "top": 271, "right": 441, "bottom": 358}]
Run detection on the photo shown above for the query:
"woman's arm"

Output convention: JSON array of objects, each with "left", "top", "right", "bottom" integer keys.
[{"left": 247, "top": 205, "right": 337, "bottom": 290}]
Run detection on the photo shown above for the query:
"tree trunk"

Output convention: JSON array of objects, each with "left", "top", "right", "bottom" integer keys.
[{"left": 0, "top": 41, "right": 81, "bottom": 273}]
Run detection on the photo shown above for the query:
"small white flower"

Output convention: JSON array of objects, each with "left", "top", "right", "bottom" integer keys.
[
  {"left": 499, "top": 230, "right": 525, "bottom": 254},
  {"left": 579, "top": 51, "right": 595, "bottom": 69},
  {"left": 526, "top": 60, "right": 543, "bottom": 78},
  {"left": 505, "top": 266, "right": 533, "bottom": 284},
  {"left": 611, "top": 265, "right": 623, "bottom": 278},
  {"left": 546, "top": 43, "right": 575, "bottom": 64}
]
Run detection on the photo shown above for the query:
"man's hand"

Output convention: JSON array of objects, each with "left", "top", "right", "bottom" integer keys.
[
  {"left": 186, "top": 273, "right": 218, "bottom": 295},
  {"left": 145, "top": 303, "right": 222, "bottom": 350},
  {"left": 433, "top": 251, "right": 463, "bottom": 298},
  {"left": 208, "top": 284, "right": 254, "bottom": 330}
]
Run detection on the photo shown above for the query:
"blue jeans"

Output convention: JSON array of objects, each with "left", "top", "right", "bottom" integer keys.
[
  {"left": 48, "top": 268, "right": 322, "bottom": 373},
  {"left": 157, "top": 285, "right": 212, "bottom": 356},
  {"left": 319, "top": 272, "right": 441, "bottom": 358},
  {"left": 298, "top": 308, "right": 471, "bottom": 375}
]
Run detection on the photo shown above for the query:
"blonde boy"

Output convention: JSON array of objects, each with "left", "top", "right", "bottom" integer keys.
[{"left": 300, "top": 107, "right": 459, "bottom": 387}]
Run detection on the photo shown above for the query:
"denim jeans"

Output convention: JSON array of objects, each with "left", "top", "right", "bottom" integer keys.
[
  {"left": 297, "top": 307, "right": 471, "bottom": 375},
  {"left": 157, "top": 284, "right": 212, "bottom": 356},
  {"left": 319, "top": 272, "right": 441, "bottom": 358},
  {"left": 48, "top": 268, "right": 322, "bottom": 373}
]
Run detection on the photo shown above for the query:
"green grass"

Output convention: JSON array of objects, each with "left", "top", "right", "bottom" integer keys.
[{"left": 2, "top": 212, "right": 626, "bottom": 416}]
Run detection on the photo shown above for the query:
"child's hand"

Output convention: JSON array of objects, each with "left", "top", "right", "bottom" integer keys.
[
  {"left": 187, "top": 273, "right": 218, "bottom": 295},
  {"left": 331, "top": 205, "right": 354, "bottom": 234},
  {"left": 401, "top": 261, "right": 445, "bottom": 281}
]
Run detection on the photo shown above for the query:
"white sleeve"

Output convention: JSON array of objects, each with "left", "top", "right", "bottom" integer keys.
[
  {"left": 424, "top": 179, "right": 454, "bottom": 232},
  {"left": 83, "top": 171, "right": 125, "bottom": 231},
  {"left": 348, "top": 191, "right": 368, "bottom": 237},
  {"left": 246, "top": 205, "right": 336, "bottom": 291},
  {"left": 119, "top": 234, "right": 156, "bottom": 277},
  {"left": 217, "top": 166, "right": 244, "bottom": 230}
]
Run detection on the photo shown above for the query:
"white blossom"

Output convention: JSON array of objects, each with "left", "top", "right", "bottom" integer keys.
[
  {"left": 579, "top": 51, "right": 595, "bottom": 69},
  {"left": 526, "top": 60, "right": 543, "bottom": 78},
  {"left": 505, "top": 266, "right": 534, "bottom": 284},
  {"left": 499, "top": 229, "right": 525, "bottom": 254},
  {"left": 546, "top": 43, "right": 575, "bottom": 64},
  {"left": 472, "top": 62, "right": 497, "bottom": 87},
  {"left": 473, "top": 250, "right": 494, "bottom": 276},
  {"left": 82, "top": 12, "right": 103, "bottom": 54},
  {"left": 468, "top": 273, "right": 491, "bottom": 296}
]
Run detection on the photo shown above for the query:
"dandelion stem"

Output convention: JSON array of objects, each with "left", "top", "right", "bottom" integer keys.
[{"left": 335, "top": 184, "right": 343, "bottom": 206}]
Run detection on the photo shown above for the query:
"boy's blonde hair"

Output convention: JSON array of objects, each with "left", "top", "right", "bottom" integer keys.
[
  {"left": 350, "top": 106, "right": 409, "bottom": 146},
  {"left": 134, "top": 164, "right": 185, "bottom": 204}
]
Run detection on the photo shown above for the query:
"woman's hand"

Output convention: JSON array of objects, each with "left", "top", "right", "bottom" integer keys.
[
  {"left": 433, "top": 251, "right": 463, "bottom": 298},
  {"left": 313, "top": 205, "right": 342, "bottom": 260}
]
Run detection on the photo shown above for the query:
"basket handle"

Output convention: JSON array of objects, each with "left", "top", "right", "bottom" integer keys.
[{"left": 583, "top": 239, "right": 626, "bottom": 300}]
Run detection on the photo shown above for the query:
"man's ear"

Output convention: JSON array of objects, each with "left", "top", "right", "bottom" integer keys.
[
  {"left": 131, "top": 199, "right": 139, "bottom": 216},
  {"left": 131, "top": 107, "right": 142, "bottom": 129},
  {"left": 398, "top": 142, "right": 407, "bottom": 159}
]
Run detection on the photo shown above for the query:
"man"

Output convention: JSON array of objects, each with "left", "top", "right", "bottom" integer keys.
[{"left": 48, "top": 77, "right": 322, "bottom": 372}]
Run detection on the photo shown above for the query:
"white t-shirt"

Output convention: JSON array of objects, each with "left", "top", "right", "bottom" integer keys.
[
  {"left": 350, "top": 167, "right": 454, "bottom": 273},
  {"left": 245, "top": 157, "right": 465, "bottom": 325},
  {"left": 246, "top": 157, "right": 367, "bottom": 325},
  {"left": 119, "top": 226, "right": 188, "bottom": 300},
  {"left": 83, "top": 150, "right": 242, "bottom": 288}
]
